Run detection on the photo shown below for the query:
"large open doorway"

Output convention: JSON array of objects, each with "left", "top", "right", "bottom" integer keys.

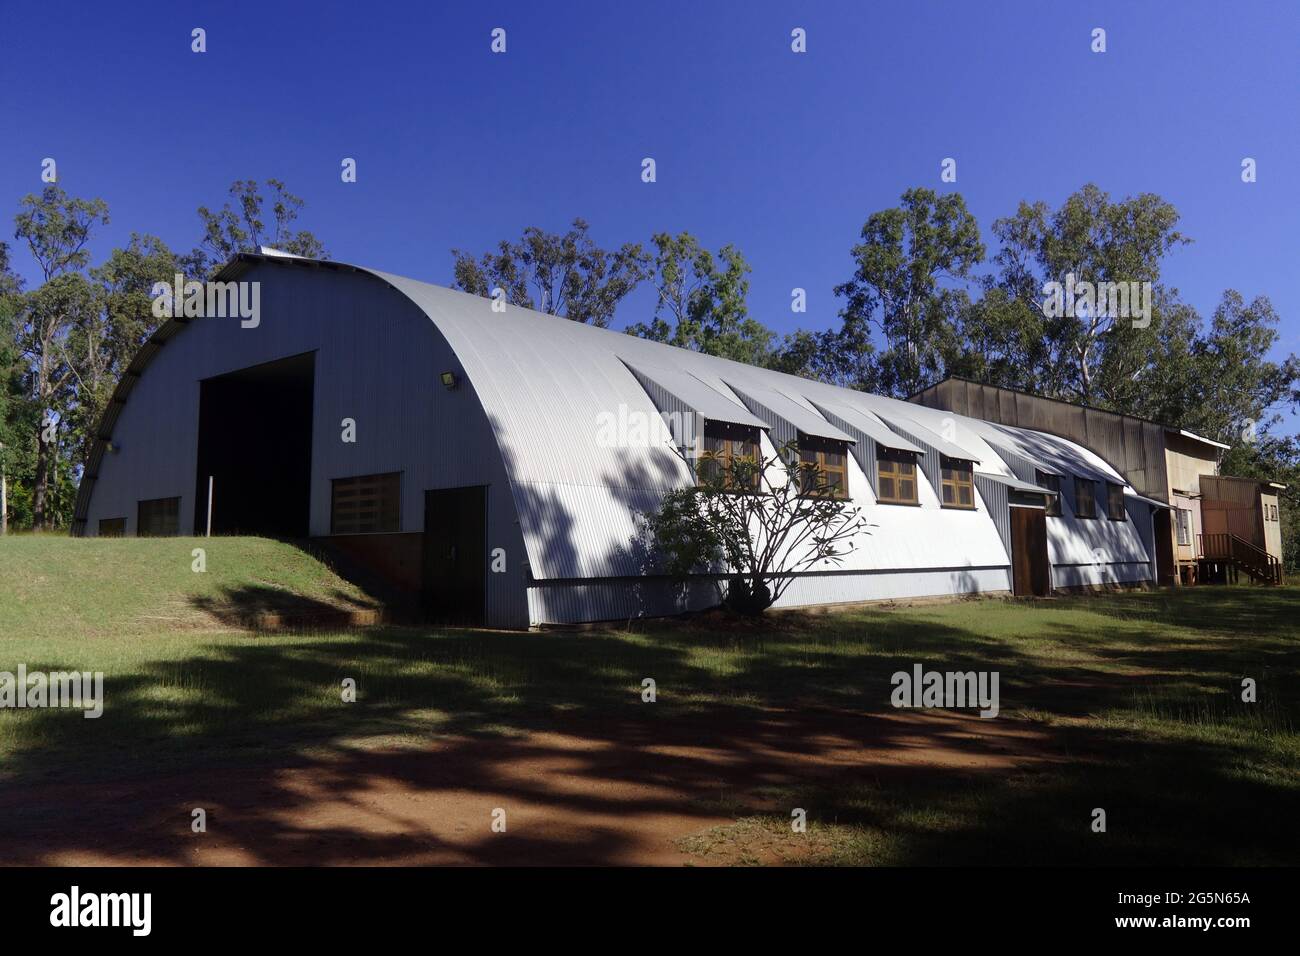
[
  {"left": 422, "top": 486, "right": 487, "bottom": 624},
  {"left": 1010, "top": 505, "right": 1051, "bottom": 596},
  {"left": 194, "top": 352, "right": 315, "bottom": 537}
]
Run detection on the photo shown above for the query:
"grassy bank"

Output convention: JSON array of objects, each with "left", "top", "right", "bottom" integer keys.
[{"left": 1, "top": 536, "right": 1296, "bottom": 864}]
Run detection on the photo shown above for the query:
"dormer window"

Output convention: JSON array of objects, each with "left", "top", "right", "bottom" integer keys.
[
  {"left": 698, "top": 420, "right": 762, "bottom": 491},
  {"left": 798, "top": 436, "right": 849, "bottom": 499},
  {"left": 877, "top": 448, "right": 919, "bottom": 505},
  {"left": 940, "top": 456, "right": 975, "bottom": 509}
]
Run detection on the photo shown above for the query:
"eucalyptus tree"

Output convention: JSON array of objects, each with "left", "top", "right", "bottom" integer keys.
[
  {"left": 452, "top": 218, "right": 648, "bottom": 328},
  {"left": 627, "top": 231, "right": 774, "bottom": 365},
  {"left": 831, "top": 187, "right": 985, "bottom": 397},
  {"left": 13, "top": 186, "right": 109, "bottom": 527},
  {"left": 182, "top": 179, "right": 326, "bottom": 277}
]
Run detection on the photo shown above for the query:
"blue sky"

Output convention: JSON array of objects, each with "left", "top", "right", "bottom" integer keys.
[{"left": 3, "top": 1, "right": 1297, "bottom": 367}]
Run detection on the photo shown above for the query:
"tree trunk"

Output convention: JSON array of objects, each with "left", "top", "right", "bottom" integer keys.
[{"left": 33, "top": 422, "right": 49, "bottom": 530}]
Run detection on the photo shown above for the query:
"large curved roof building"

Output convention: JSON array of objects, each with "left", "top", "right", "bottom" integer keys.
[{"left": 73, "top": 251, "right": 1174, "bottom": 628}]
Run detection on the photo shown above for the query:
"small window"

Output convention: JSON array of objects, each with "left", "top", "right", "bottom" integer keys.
[
  {"left": 98, "top": 517, "right": 126, "bottom": 538},
  {"left": 1107, "top": 482, "right": 1126, "bottom": 521},
  {"left": 1175, "top": 508, "right": 1192, "bottom": 547},
  {"left": 798, "top": 436, "right": 849, "bottom": 499},
  {"left": 138, "top": 497, "right": 180, "bottom": 537},
  {"left": 331, "top": 472, "right": 401, "bottom": 534},
  {"left": 1036, "top": 470, "right": 1062, "bottom": 517},
  {"left": 1073, "top": 478, "right": 1097, "bottom": 519},
  {"left": 939, "top": 456, "right": 975, "bottom": 509},
  {"left": 699, "top": 420, "right": 763, "bottom": 492},
  {"left": 1272, "top": 504, "right": 1279, "bottom": 521},
  {"left": 877, "top": 448, "right": 919, "bottom": 505}
]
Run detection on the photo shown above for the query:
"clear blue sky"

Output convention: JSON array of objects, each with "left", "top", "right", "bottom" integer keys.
[{"left": 3, "top": 1, "right": 1297, "bottom": 370}]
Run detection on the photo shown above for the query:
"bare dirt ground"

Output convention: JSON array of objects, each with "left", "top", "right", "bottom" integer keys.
[{"left": 0, "top": 707, "right": 1060, "bottom": 866}]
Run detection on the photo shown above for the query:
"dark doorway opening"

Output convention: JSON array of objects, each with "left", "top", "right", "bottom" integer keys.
[
  {"left": 423, "top": 486, "right": 487, "bottom": 624},
  {"left": 1153, "top": 508, "right": 1176, "bottom": 586},
  {"left": 1010, "top": 505, "right": 1051, "bottom": 596},
  {"left": 194, "top": 352, "right": 315, "bottom": 537}
]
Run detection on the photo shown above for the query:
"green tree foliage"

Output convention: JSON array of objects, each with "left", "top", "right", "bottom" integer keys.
[
  {"left": 827, "top": 187, "right": 984, "bottom": 397},
  {"left": 1, "top": 180, "right": 319, "bottom": 530},
  {"left": 68, "top": 234, "right": 178, "bottom": 463},
  {"left": 451, "top": 218, "right": 648, "bottom": 328},
  {"left": 13, "top": 186, "right": 110, "bottom": 527},
  {"left": 970, "top": 184, "right": 1190, "bottom": 407},
  {"left": 0, "top": 241, "right": 26, "bottom": 529},
  {"left": 806, "top": 184, "right": 1295, "bottom": 458},
  {"left": 627, "top": 232, "right": 774, "bottom": 365},
  {"left": 181, "top": 179, "right": 326, "bottom": 277},
  {"left": 1180, "top": 291, "right": 1298, "bottom": 445}
]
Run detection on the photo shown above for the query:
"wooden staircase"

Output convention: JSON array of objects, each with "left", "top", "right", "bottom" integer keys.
[{"left": 1197, "top": 532, "right": 1283, "bottom": 585}]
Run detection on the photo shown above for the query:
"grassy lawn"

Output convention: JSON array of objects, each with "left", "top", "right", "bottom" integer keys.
[{"left": 1, "top": 535, "right": 1297, "bottom": 865}]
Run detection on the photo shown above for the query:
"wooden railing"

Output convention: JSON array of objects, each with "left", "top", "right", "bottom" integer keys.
[{"left": 1197, "top": 532, "right": 1283, "bottom": 585}]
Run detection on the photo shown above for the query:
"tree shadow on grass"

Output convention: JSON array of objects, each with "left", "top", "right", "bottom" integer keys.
[
  {"left": 1060, "top": 585, "right": 1300, "bottom": 640},
  {"left": 190, "top": 584, "right": 384, "bottom": 629},
  {"left": 1, "top": 588, "right": 1296, "bottom": 865}
]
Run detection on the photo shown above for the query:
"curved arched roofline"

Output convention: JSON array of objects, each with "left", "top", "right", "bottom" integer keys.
[
  {"left": 71, "top": 250, "right": 1142, "bottom": 576},
  {"left": 70, "top": 251, "right": 484, "bottom": 535}
]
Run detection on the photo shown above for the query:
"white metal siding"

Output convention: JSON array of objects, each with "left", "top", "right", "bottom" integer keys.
[{"left": 80, "top": 255, "right": 1160, "bottom": 627}]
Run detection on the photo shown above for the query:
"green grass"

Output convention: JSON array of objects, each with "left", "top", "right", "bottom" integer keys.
[
  {"left": 1, "top": 533, "right": 375, "bottom": 641},
  {"left": 1, "top": 535, "right": 1297, "bottom": 864}
]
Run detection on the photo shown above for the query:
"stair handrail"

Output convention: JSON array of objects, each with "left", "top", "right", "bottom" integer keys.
[{"left": 1197, "top": 531, "right": 1281, "bottom": 584}]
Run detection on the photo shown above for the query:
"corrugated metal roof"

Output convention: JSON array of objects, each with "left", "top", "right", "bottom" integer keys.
[
  {"left": 808, "top": 399, "right": 923, "bottom": 453},
  {"left": 624, "top": 362, "right": 767, "bottom": 428},
  {"left": 1126, "top": 491, "right": 1173, "bottom": 510},
  {"left": 74, "top": 251, "right": 1151, "bottom": 587},
  {"left": 872, "top": 410, "right": 982, "bottom": 462},
  {"left": 986, "top": 423, "right": 1115, "bottom": 483},
  {"left": 979, "top": 472, "right": 1054, "bottom": 495},
  {"left": 966, "top": 424, "right": 1065, "bottom": 481},
  {"left": 727, "top": 383, "right": 854, "bottom": 443}
]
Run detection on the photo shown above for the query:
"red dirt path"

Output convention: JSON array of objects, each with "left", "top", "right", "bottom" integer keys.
[{"left": 0, "top": 708, "right": 1059, "bottom": 866}]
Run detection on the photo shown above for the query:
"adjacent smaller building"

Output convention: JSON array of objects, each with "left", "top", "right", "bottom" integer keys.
[
  {"left": 1197, "top": 476, "right": 1286, "bottom": 583},
  {"left": 909, "top": 377, "right": 1284, "bottom": 586}
]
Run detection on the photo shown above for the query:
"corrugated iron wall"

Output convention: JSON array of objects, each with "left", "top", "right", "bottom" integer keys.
[
  {"left": 974, "top": 474, "right": 1012, "bottom": 557},
  {"left": 1199, "top": 476, "right": 1264, "bottom": 547},
  {"left": 1124, "top": 496, "right": 1158, "bottom": 581},
  {"left": 817, "top": 405, "right": 881, "bottom": 495},
  {"left": 732, "top": 391, "right": 797, "bottom": 449},
  {"left": 912, "top": 379, "right": 1171, "bottom": 502},
  {"left": 77, "top": 264, "right": 533, "bottom": 628},
  {"left": 992, "top": 446, "right": 1040, "bottom": 485},
  {"left": 625, "top": 365, "right": 701, "bottom": 454}
]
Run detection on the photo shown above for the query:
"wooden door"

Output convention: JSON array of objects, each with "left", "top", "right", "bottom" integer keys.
[
  {"left": 1010, "top": 505, "right": 1050, "bottom": 596},
  {"left": 422, "top": 486, "right": 487, "bottom": 624}
]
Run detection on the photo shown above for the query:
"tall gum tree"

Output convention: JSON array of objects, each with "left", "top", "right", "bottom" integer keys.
[{"left": 13, "top": 186, "right": 109, "bottom": 528}]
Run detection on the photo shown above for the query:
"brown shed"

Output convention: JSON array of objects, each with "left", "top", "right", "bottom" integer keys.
[{"left": 1200, "top": 476, "right": 1286, "bottom": 563}]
